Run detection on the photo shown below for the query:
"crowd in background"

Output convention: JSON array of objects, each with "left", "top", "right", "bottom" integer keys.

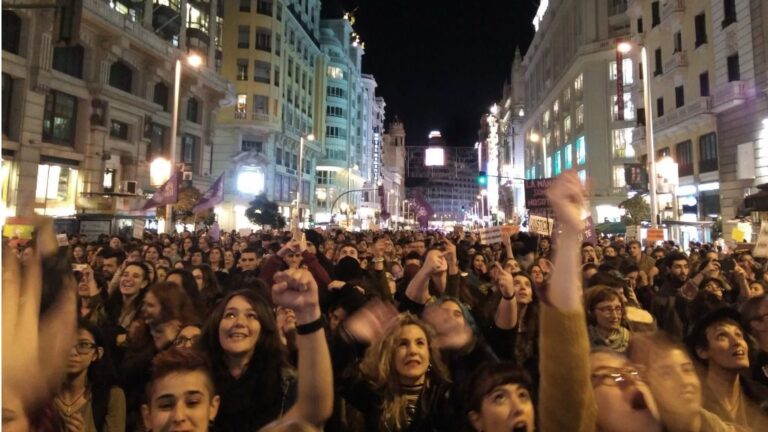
[{"left": 4, "top": 173, "right": 768, "bottom": 432}]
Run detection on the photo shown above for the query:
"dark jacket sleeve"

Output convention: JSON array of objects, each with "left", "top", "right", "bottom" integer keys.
[
  {"left": 398, "top": 294, "right": 426, "bottom": 316},
  {"left": 258, "top": 254, "right": 284, "bottom": 287},
  {"left": 302, "top": 251, "right": 331, "bottom": 308}
]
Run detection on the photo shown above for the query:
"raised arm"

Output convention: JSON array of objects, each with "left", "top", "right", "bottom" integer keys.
[
  {"left": 272, "top": 269, "right": 333, "bottom": 426},
  {"left": 492, "top": 264, "right": 518, "bottom": 330},
  {"left": 538, "top": 172, "right": 597, "bottom": 432}
]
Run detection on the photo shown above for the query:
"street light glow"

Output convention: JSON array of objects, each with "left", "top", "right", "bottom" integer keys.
[
  {"left": 617, "top": 42, "right": 632, "bottom": 54},
  {"left": 530, "top": 132, "right": 541, "bottom": 142},
  {"left": 150, "top": 157, "right": 171, "bottom": 187},
  {"left": 306, "top": 133, "right": 315, "bottom": 141},
  {"left": 187, "top": 53, "right": 203, "bottom": 68}
]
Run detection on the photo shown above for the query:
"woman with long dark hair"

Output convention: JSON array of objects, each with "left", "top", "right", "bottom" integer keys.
[
  {"left": 192, "top": 264, "right": 224, "bottom": 314},
  {"left": 54, "top": 321, "right": 126, "bottom": 432},
  {"left": 199, "top": 271, "right": 332, "bottom": 431}
]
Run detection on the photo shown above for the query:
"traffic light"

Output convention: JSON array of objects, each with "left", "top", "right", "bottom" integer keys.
[{"left": 477, "top": 171, "right": 488, "bottom": 186}]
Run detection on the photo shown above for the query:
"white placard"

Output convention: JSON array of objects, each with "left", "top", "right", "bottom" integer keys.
[
  {"left": 529, "top": 215, "right": 553, "bottom": 236},
  {"left": 753, "top": 222, "right": 768, "bottom": 258},
  {"left": 625, "top": 225, "right": 640, "bottom": 241},
  {"left": 133, "top": 220, "right": 145, "bottom": 240},
  {"left": 479, "top": 226, "right": 502, "bottom": 245}
]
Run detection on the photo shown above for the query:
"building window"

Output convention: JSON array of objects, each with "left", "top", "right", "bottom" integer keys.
[
  {"left": 110, "top": 120, "right": 129, "bottom": 140},
  {"left": 52, "top": 45, "right": 84, "bottom": 79},
  {"left": 182, "top": 135, "right": 197, "bottom": 166},
  {"left": 257, "top": 0, "right": 272, "bottom": 15},
  {"left": 676, "top": 140, "right": 693, "bottom": 177},
  {"left": 275, "top": 34, "right": 281, "bottom": 56},
  {"left": 723, "top": 0, "right": 737, "bottom": 28},
  {"left": 253, "top": 94, "right": 268, "bottom": 115},
  {"left": 695, "top": 13, "right": 708, "bottom": 47},
  {"left": 545, "top": 156, "right": 552, "bottom": 177},
  {"left": 553, "top": 150, "right": 562, "bottom": 176},
  {"left": 612, "top": 93, "right": 635, "bottom": 120},
  {"left": 576, "top": 104, "right": 584, "bottom": 127},
  {"left": 154, "top": 82, "right": 170, "bottom": 111},
  {"left": 657, "top": 147, "right": 671, "bottom": 158},
  {"left": 274, "top": 65, "right": 280, "bottom": 87},
  {"left": 636, "top": 106, "right": 645, "bottom": 124},
  {"left": 255, "top": 27, "right": 271, "bottom": 52},
  {"left": 187, "top": 98, "right": 200, "bottom": 123},
  {"left": 675, "top": 85, "right": 684, "bottom": 108},
  {"left": 276, "top": 1, "right": 282, "bottom": 20},
  {"left": 563, "top": 116, "right": 571, "bottom": 138},
  {"left": 242, "top": 139, "right": 263, "bottom": 153},
  {"left": 637, "top": 17, "right": 643, "bottom": 33},
  {"left": 613, "top": 128, "right": 635, "bottom": 158},
  {"left": 276, "top": 147, "right": 283, "bottom": 165},
  {"left": 699, "top": 72, "right": 710, "bottom": 96},
  {"left": 148, "top": 123, "right": 165, "bottom": 160},
  {"left": 327, "top": 106, "right": 343, "bottom": 117},
  {"left": 327, "top": 86, "right": 345, "bottom": 98},
  {"left": 235, "top": 94, "right": 247, "bottom": 119},
  {"left": 578, "top": 169, "right": 586, "bottom": 185},
  {"left": 576, "top": 136, "right": 586, "bottom": 165},
  {"left": 699, "top": 133, "right": 718, "bottom": 172},
  {"left": 656, "top": 97, "right": 664, "bottom": 117},
  {"left": 608, "top": 0, "right": 627, "bottom": 16},
  {"left": 609, "top": 58, "right": 634, "bottom": 84},
  {"left": 673, "top": 31, "right": 682, "bottom": 53},
  {"left": 238, "top": 26, "right": 249, "bottom": 48},
  {"left": 109, "top": 61, "right": 133, "bottom": 93},
  {"left": 236, "top": 59, "right": 248, "bottom": 80},
  {"left": 327, "top": 66, "right": 344, "bottom": 79},
  {"left": 654, "top": 48, "right": 663, "bottom": 76},
  {"left": 34, "top": 163, "right": 79, "bottom": 214},
  {"left": 727, "top": 54, "right": 740, "bottom": 81},
  {"left": 254, "top": 60, "right": 270, "bottom": 83},
  {"left": 564, "top": 143, "right": 573, "bottom": 169},
  {"left": 574, "top": 74, "right": 583, "bottom": 94},
  {"left": 2, "top": 11, "right": 21, "bottom": 55},
  {"left": 239, "top": 0, "right": 250, "bottom": 12},
  {"left": 651, "top": 1, "right": 660, "bottom": 27},
  {"left": 613, "top": 166, "right": 626, "bottom": 188},
  {"left": 42, "top": 90, "right": 78, "bottom": 146}
]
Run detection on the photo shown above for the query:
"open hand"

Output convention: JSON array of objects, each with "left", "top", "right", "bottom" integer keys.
[{"left": 342, "top": 299, "right": 398, "bottom": 344}]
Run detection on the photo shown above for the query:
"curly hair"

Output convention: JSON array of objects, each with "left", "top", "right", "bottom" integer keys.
[{"left": 358, "top": 313, "right": 450, "bottom": 430}]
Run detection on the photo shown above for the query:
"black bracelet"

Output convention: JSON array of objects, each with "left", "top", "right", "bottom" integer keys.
[
  {"left": 296, "top": 317, "right": 324, "bottom": 335},
  {"left": 501, "top": 293, "right": 516, "bottom": 301}
]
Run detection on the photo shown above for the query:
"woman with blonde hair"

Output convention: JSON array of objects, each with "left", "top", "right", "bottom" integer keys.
[{"left": 339, "top": 308, "right": 452, "bottom": 431}]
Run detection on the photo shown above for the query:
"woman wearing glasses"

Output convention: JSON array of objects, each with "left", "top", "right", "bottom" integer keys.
[
  {"left": 55, "top": 321, "right": 126, "bottom": 432},
  {"left": 585, "top": 287, "right": 631, "bottom": 353}
]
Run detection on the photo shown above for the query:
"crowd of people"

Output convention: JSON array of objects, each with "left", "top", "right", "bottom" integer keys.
[{"left": 3, "top": 172, "right": 768, "bottom": 432}]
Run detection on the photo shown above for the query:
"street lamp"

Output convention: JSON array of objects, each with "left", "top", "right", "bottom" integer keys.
[
  {"left": 294, "top": 133, "right": 315, "bottom": 230},
  {"left": 166, "top": 52, "right": 203, "bottom": 233},
  {"left": 150, "top": 157, "right": 171, "bottom": 187},
  {"left": 618, "top": 41, "right": 659, "bottom": 227}
]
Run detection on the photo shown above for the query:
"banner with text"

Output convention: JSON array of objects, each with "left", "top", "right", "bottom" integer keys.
[{"left": 524, "top": 178, "right": 554, "bottom": 212}]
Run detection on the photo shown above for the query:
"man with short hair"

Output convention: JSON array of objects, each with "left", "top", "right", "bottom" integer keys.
[
  {"left": 650, "top": 252, "right": 691, "bottom": 339},
  {"left": 625, "top": 240, "right": 657, "bottom": 277},
  {"left": 99, "top": 249, "right": 125, "bottom": 280},
  {"left": 238, "top": 247, "right": 262, "bottom": 272},
  {"left": 335, "top": 243, "right": 359, "bottom": 263},
  {"left": 142, "top": 349, "right": 220, "bottom": 432}
]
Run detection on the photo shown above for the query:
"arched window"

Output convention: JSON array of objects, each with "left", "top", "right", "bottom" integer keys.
[{"left": 109, "top": 62, "right": 133, "bottom": 93}]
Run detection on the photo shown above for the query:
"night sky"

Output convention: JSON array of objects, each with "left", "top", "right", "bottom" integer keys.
[{"left": 323, "top": 0, "right": 539, "bottom": 147}]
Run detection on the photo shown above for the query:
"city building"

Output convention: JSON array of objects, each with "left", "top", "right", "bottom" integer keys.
[
  {"left": 626, "top": 0, "right": 720, "bottom": 236},
  {"left": 405, "top": 136, "right": 478, "bottom": 223},
  {"left": 499, "top": 48, "right": 529, "bottom": 221},
  {"left": 521, "top": 0, "right": 633, "bottom": 222},
  {"left": 708, "top": 0, "right": 768, "bottom": 239},
  {"left": 380, "top": 117, "right": 405, "bottom": 227},
  {"left": 313, "top": 10, "right": 367, "bottom": 225},
  {"left": 2, "top": 0, "right": 230, "bottom": 233},
  {"left": 211, "top": 0, "right": 325, "bottom": 230}
]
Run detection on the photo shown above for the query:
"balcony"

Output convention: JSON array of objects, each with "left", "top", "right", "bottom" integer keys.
[
  {"left": 234, "top": 111, "right": 247, "bottom": 120},
  {"left": 661, "top": 0, "right": 684, "bottom": 23},
  {"left": 252, "top": 112, "right": 270, "bottom": 122},
  {"left": 664, "top": 51, "right": 688, "bottom": 75},
  {"left": 712, "top": 81, "right": 747, "bottom": 113},
  {"left": 655, "top": 96, "right": 713, "bottom": 132}
]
